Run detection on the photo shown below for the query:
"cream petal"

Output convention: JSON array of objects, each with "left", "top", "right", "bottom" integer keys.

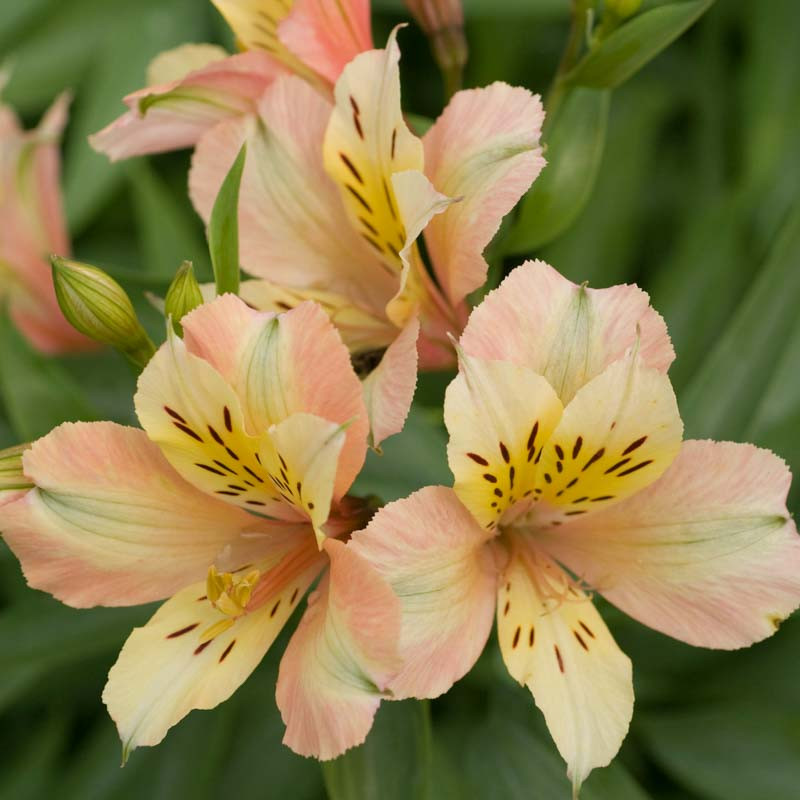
[
  {"left": 497, "top": 537, "right": 633, "bottom": 793},
  {"left": 104, "top": 538, "right": 325, "bottom": 758}
]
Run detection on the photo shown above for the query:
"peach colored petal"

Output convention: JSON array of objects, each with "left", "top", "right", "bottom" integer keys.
[
  {"left": 541, "top": 440, "right": 800, "bottom": 649},
  {"left": 278, "top": 0, "right": 372, "bottom": 84},
  {"left": 104, "top": 542, "right": 323, "bottom": 758},
  {"left": 422, "top": 83, "right": 545, "bottom": 306},
  {"left": 0, "top": 422, "right": 262, "bottom": 607},
  {"left": 361, "top": 317, "right": 419, "bottom": 449},
  {"left": 350, "top": 486, "right": 496, "bottom": 699},
  {"left": 460, "top": 260, "right": 675, "bottom": 405},
  {"left": 181, "top": 296, "right": 369, "bottom": 498},
  {"left": 276, "top": 538, "right": 401, "bottom": 759},
  {"left": 90, "top": 51, "right": 285, "bottom": 161},
  {"left": 497, "top": 537, "right": 633, "bottom": 793},
  {"left": 188, "top": 76, "right": 393, "bottom": 311}
]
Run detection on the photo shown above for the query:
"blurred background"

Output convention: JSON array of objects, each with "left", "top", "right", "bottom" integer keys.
[{"left": 1, "top": 0, "right": 800, "bottom": 798}]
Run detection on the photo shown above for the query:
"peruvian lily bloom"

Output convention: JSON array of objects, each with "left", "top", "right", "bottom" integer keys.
[
  {"left": 89, "top": 0, "right": 372, "bottom": 160},
  {"left": 350, "top": 260, "right": 800, "bottom": 793},
  {"left": 0, "top": 93, "right": 92, "bottom": 353},
  {"left": 0, "top": 294, "right": 401, "bottom": 760},
  {"left": 188, "top": 31, "right": 544, "bottom": 447}
]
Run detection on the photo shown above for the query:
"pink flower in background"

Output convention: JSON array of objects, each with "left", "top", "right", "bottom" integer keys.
[
  {"left": 89, "top": 0, "right": 373, "bottom": 160},
  {"left": 0, "top": 294, "right": 400, "bottom": 760},
  {"left": 189, "top": 31, "right": 545, "bottom": 447},
  {"left": 0, "top": 94, "right": 92, "bottom": 353},
  {"left": 350, "top": 260, "right": 800, "bottom": 793}
]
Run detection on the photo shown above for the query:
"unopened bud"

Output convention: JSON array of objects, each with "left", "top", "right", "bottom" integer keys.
[
  {"left": 164, "top": 261, "right": 203, "bottom": 334},
  {"left": 404, "top": 0, "right": 468, "bottom": 96},
  {"left": 605, "top": 0, "right": 641, "bottom": 21},
  {"left": 51, "top": 256, "right": 156, "bottom": 368},
  {"left": 0, "top": 443, "right": 32, "bottom": 507}
]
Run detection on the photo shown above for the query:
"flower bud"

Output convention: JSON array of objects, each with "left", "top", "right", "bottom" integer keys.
[
  {"left": 51, "top": 256, "right": 155, "bottom": 368},
  {"left": 606, "top": 0, "right": 641, "bottom": 18},
  {"left": 164, "top": 261, "right": 204, "bottom": 334},
  {"left": 404, "top": 0, "right": 468, "bottom": 96},
  {"left": 0, "top": 443, "right": 32, "bottom": 507}
]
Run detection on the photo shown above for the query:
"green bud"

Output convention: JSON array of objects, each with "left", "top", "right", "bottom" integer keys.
[
  {"left": 0, "top": 443, "right": 32, "bottom": 497},
  {"left": 164, "top": 261, "right": 204, "bottom": 334},
  {"left": 51, "top": 256, "right": 156, "bottom": 369},
  {"left": 606, "top": 0, "right": 641, "bottom": 18}
]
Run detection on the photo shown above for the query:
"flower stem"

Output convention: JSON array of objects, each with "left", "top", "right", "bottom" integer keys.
[{"left": 544, "top": 0, "right": 593, "bottom": 137}]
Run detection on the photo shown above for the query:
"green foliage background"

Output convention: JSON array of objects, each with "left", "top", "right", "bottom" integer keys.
[{"left": 1, "top": 0, "right": 800, "bottom": 797}]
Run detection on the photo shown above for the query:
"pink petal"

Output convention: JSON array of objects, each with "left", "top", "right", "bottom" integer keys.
[
  {"left": 422, "top": 83, "right": 545, "bottom": 306},
  {"left": 361, "top": 317, "right": 419, "bottom": 449},
  {"left": 350, "top": 486, "right": 497, "bottom": 699},
  {"left": 541, "top": 440, "right": 800, "bottom": 649},
  {"left": 278, "top": 0, "right": 372, "bottom": 84},
  {"left": 0, "top": 422, "right": 261, "bottom": 607},
  {"left": 276, "top": 538, "right": 401, "bottom": 759},
  {"left": 188, "top": 75, "right": 393, "bottom": 310},
  {"left": 460, "top": 260, "right": 675, "bottom": 404},
  {"left": 181, "top": 295, "right": 369, "bottom": 498},
  {"left": 89, "top": 51, "right": 286, "bottom": 161}
]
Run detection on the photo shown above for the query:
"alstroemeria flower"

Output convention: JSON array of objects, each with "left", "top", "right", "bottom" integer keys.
[
  {"left": 350, "top": 260, "right": 800, "bottom": 792},
  {"left": 189, "top": 31, "right": 544, "bottom": 447},
  {"left": 0, "top": 94, "right": 92, "bottom": 353},
  {"left": 89, "top": 0, "right": 372, "bottom": 160},
  {"left": 0, "top": 294, "right": 401, "bottom": 760}
]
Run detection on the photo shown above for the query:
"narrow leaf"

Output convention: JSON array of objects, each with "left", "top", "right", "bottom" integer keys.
[
  {"left": 208, "top": 143, "right": 247, "bottom": 297},
  {"left": 506, "top": 88, "right": 610, "bottom": 254},
  {"left": 566, "top": 0, "right": 715, "bottom": 89},
  {"left": 680, "top": 202, "right": 800, "bottom": 441}
]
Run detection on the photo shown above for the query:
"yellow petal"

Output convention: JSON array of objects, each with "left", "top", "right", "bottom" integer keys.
[
  {"left": 535, "top": 350, "right": 683, "bottom": 520},
  {"left": 497, "top": 537, "right": 633, "bottom": 793},
  {"left": 444, "top": 351, "right": 564, "bottom": 531},
  {"left": 323, "top": 28, "right": 423, "bottom": 276}
]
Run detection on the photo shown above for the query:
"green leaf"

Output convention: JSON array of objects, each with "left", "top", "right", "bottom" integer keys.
[
  {"left": 127, "top": 161, "right": 211, "bottom": 280},
  {"left": 566, "top": 0, "right": 715, "bottom": 89},
  {"left": 680, "top": 202, "right": 800, "bottom": 441},
  {"left": 208, "top": 143, "right": 246, "bottom": 297},
  {"left": 639, "top": 704, "right": 800, "bottom": 800},
  {"left": 323, "top": 700, "right": 433, "bottom": 800},
  {"left": 0, "top": 312, "right": 97, "bottom": 440},
  {"left": 461, "top": 711, "right": 651, "bottom": 799},
  {"left": 352, "top": 404, "right": 450, "bottom": 502},
  {"left": 506, "top": 88, "right": 610, "bottom": 254}
]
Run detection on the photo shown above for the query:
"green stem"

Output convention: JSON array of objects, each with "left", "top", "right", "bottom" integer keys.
[{"left": 543, "top": 0, "right": 593, "bottom": 137}]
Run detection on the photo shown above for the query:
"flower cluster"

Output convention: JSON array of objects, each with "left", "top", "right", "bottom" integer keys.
[{"left": 0, "top": 0, "right": 798, "bottom": 795}]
